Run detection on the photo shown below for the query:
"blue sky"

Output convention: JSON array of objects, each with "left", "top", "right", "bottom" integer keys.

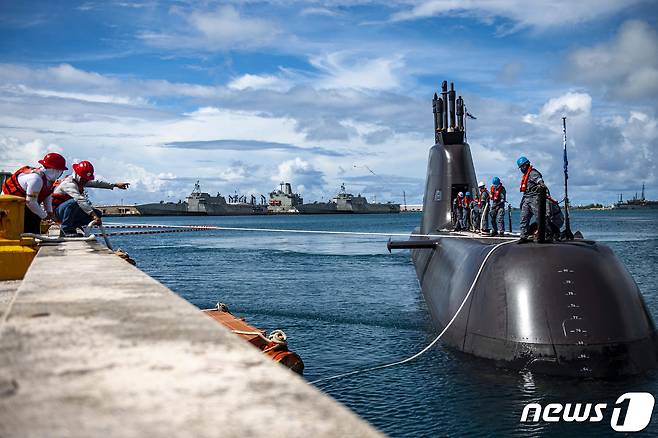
[{"left": 1, "top": 0, "right": 657, "bottom": 206}]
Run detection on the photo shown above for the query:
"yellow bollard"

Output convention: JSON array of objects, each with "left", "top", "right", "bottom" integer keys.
[{"left": 0, "top": 195, "right": 37, "bottom": 280}]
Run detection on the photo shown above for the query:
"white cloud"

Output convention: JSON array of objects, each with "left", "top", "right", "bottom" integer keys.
[
  {"left": 522, "top": 92, "right": 592, "bottom": 127},
  {"left": 0, "top": 137, "right": 62, "bottom": 171},
  {"left": 310, "top": 52, "right": 405, "bottom": 91},
  {"left": 567, "top": 20, "right": 658, "bottom": 99},
  {"left": 140, "top": 5, "right": 279, "bottom": 51},
  {"left": 119, "top": 163, "right": 175, "bottom": 193},
  {"left": 272, "top": 157, "right": 326, "bottom": 193},
  {"left": 300, "top": 7, "right": 339, "bottom": 17},
  {"left": 391, "top": 0, "right": 648, "bottom": 29},
  {"left": 0, "top": 63, "right": 222, "bottom": 105},
  {"left": 5, "top": 84, "right": 146, "bottom": 106},
  {"left": 228, "top": 74, "right": 290, "bottom": 91}
]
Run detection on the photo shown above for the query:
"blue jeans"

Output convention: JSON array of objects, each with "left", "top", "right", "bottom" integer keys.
[{"left": 55, "top": 199, "right": 101, "bottom": 234}]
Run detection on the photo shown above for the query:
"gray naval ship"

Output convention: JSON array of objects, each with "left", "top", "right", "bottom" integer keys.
[
  {"left": 614, "top": 184, "right": 658, "bottom": 209},
  {"left": 297, "top": 184, "right": 400, "bottom": 214},
  {"left": 268, "top": 182, "right": 304, "bottom": 214},
  {"left": 388, "top": 80, "right": 658, "bottom": 377},
  {"left": 135, "top": 182, "right": 267, "bottom": 216}
]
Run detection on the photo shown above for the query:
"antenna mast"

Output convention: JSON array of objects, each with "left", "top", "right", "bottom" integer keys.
[{"left": 562, "top": 117, "right": 574, "bottom": 240}]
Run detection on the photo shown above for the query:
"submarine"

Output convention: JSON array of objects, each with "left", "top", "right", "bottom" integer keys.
[{"left": 388, "top": 81, "right": 658, "bottom": 378}]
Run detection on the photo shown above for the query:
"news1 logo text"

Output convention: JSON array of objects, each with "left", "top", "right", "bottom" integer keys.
[{"left": 520, "top": 392, "right": 655, "bottom": 432}]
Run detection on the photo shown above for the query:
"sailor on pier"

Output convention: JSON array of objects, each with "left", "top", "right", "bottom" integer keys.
[
  {"left": 52, "top": 161, "right": 130, "bottom": 237},
  {"left": 1, "top": 153, "right": 67, "bottom": 234}
]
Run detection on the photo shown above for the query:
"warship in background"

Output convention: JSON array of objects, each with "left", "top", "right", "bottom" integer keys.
[
  {"left": 268, "top": 182, "right": 303, "bottom": 214},
  {"left": 135, "top": 181, "right": 399, "bottom": 216},
  {"left": 296, "top": 184, "right": 400, "bottom": 214},
  {"left": 135, "top": 182, "right": 267, "bottom": 216},
  {"left": 614, "top": 184, "right": 658, "bottom": 209}
]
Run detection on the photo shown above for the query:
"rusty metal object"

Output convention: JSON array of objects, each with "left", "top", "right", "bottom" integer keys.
[{"left": 203, "top": 304, "right": 304, "bottom": 375}]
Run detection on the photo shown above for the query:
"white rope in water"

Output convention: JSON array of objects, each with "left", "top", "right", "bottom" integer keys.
[
  {"left": 309, "top": 239, "right": 517, "bottom": 385},
  {"left": 103, "top": 222, "right": 518, "bottom": 241}
]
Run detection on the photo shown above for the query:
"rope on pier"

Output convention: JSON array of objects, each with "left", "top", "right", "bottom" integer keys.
[{"left": 309, "top": 239, "right": 517, "bottom": 385}]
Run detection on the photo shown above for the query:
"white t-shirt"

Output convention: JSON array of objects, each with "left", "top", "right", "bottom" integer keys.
[{"left": 15, "top": 172, "right": 52, "bottom": 219}]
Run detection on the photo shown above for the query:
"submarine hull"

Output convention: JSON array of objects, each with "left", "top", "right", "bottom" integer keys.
[{"left": 411, "top": 237, "right": 658, "bottom": 377}]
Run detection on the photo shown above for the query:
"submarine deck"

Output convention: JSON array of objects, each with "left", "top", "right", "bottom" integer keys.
[{"left": 427, "top": 229, "right": 519, "bottom": 244}]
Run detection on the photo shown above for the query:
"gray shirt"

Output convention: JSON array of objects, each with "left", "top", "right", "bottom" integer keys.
[
  {"left": 524, "top": 168, "right": 545, "bottom": 195},
  {"left": 54, "top": 174, "right": 114, "bottom": 214}
]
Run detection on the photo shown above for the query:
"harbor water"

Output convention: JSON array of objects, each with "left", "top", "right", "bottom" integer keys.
[{"left": 108, "top": 210, "right": 658, "bottom": 437}]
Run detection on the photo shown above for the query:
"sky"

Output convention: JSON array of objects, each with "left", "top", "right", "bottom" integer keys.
[{"left": 1, "top": 0, "right": 657, "bottom": 207}]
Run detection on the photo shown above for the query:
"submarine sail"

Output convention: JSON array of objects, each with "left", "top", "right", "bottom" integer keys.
[{"left": 394, "top": 81, "right": 658, "bottom": 378}]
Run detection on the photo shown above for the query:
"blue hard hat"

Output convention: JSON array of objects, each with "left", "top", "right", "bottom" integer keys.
[
  {"left": 492, "top": 176, "right": 501, "bottom": 186},
  {"left": 465, "top": 191, "right": 471, "bottom": 196},
  {"left": 517, "top": 156, "right": 530, "bottom": 167}
]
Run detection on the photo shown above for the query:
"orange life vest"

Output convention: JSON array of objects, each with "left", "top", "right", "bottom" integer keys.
[
  {"left": 491, "top": 184, "right": 504, "bottom": 202},
  {"left": 520, "top": 165, "right": 534, "bottom": 192},
  {"left": 2, "top": 166, "right": 51, "bottom": 203},
  {"left": 464, "top": 197, "right": 471, "bottom": 207},
  {"left": 51, "top": 178, "right": 85, "bottom": 209}
]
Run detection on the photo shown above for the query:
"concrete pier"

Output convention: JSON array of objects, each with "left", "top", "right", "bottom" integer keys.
[{"left": 0, "top": 241, "right": 382, "bottom": 437}]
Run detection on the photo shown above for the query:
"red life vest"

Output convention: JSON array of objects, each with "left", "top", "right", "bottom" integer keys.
[
  {"left": 478, "top": 189, "right": 487, "bottom": 207},
  {"left": 491, "top": 184, "right": 504, "bottom": 202},
  {"left": 520, "top": 165, "right": 534, "bottom": 192},
  {"left": 1, "top": 166, "right": 51, "bottom": 203},
  {"left": 51, "top": 178, "right": 85, "bottom": 209},
  {"left": 455, "top": 197, "right": 463, "bottom": 208}
]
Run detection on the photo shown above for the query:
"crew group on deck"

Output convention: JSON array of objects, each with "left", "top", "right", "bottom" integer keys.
[
  {"left": 451, "top": 156, "right": 564, "bottom": 242},
  {"left": 2, "top": 153, "right": 129, "bottom": 236}
]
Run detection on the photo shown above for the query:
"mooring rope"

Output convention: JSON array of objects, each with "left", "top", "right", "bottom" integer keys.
[
  {"left": 102, "top": 222, "right": 518, "bottom": 240},
  {"left": 98, "top": 228, "right": 209, "bottom": 237},
  {"left": 309, "top": 239, "right": 517, "bottom": 385},
  {"left": 101, "top": 224, "right": 215, "bottom": 230}
]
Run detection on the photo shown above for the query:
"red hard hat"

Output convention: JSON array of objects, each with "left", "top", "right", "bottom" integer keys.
[
  {"left": 38, "top": 152, "right": 68, "bottom": 170},
  {"left": 73, "top": 161, "right": 95, "bottom": 181}
]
